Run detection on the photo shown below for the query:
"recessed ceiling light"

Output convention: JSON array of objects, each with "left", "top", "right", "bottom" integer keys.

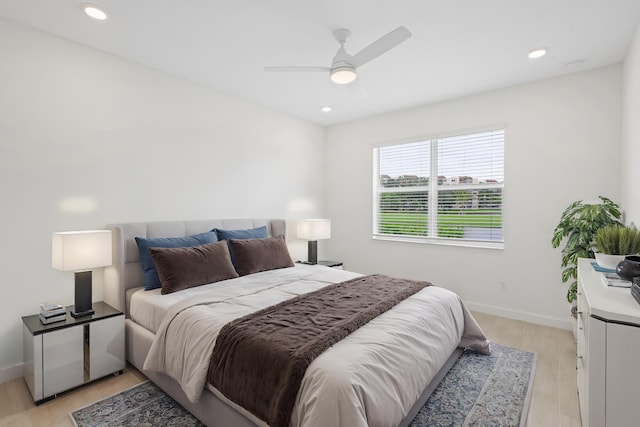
[
  {"left": 528, "top": 48, "right": 548, "bottom": 59},
  {"left": 83, "top": 4, "right": 108, "bottom": 20},
  {"left": 321, "top": 106, "right": 332, "bottom": 113}
]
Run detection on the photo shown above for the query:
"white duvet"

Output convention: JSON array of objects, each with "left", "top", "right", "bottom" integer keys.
[{"left": 143, "top": 264, "right": 489, "bottom": 427}]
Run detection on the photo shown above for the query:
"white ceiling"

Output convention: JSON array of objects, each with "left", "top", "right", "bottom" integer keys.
[{"left": 1, "top": 0, "right": 639, "bottom": 126}]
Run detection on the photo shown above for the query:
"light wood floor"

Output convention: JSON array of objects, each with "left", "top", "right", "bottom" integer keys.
[
  {"left": 472, "top": 312, "right": 581, "bottom": 427},
  {"left": 0, "top": 312, "right": 581, "bottom": 426}
]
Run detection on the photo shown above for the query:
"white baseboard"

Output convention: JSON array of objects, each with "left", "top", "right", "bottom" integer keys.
[
  {"left": 465, "top": 301, "right": 572, "bottom": 331},
  {"left": 0, "top": 362, "right": 23, "bottom": 385}
]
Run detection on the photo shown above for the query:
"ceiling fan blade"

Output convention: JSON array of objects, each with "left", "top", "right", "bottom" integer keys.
[
  {"left": 264, "top": 66, "right": 330, "bottom": 72},
  {"left": 350, "top": 26, "right": 411, "bottom": 68}
]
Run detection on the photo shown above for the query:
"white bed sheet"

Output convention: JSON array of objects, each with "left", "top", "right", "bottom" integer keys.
[
  {"left": 142, "top": 264, "right": 489, "bottom": 427},
  {"left": 129, "top": 264, "right": 353, "bottom": 334}
]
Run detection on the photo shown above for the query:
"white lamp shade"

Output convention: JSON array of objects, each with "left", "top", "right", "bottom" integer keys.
[
  {"left": 297, "top": 219, "right": 331, "bottom": 241},
  {"left": 52, "top": 230, "right": 112, "bottom": 271}
]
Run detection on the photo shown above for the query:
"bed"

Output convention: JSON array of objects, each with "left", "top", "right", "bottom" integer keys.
[{"left": 103, "top": 218, "right": 489, "bottom": 427}]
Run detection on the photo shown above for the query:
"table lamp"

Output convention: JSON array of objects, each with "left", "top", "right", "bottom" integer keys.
[
  {"left": 52, "top": 230, "right": 112, "bottom": 317},
  {"left": 297, "top": 219, "right": 331, "bottom": 265}
]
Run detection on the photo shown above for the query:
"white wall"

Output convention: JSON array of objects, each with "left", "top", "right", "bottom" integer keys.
[
  {"left": 0, "top": 18, "right": 325, "bottom": 380},
  {"left": 325, "top": 65, "right": 622, "bottom": 328},
  {"left": 622, "top": 25, "right": 640, "bottom": 225}
]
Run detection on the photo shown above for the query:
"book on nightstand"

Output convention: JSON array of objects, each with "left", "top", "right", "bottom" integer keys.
[
  {"left": 39, "top": 312, "right": 66, "bottom": 324},
  {"left": 40, "top": 303, "right": 63, "bottom": 312},
  {"left": 40, "top": 303, "right": 65, "bottom": 316},
  {"left": 631, "top": 282, "right": 640, "bottom": 305},
  {"left": 39, "top": 304, "right": 67, "bottom": 324},
  {"left": 601, "top": 272, "right": 631, "bottom": 288}
]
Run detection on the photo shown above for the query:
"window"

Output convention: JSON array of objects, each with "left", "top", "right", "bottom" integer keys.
[{"left": 373, "top": 129, "right": 504, "bottom": 247}]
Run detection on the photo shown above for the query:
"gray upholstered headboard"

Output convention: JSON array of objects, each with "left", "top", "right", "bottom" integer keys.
[{"left": 103, "top": 218, "right": 286, "bottom": 316}]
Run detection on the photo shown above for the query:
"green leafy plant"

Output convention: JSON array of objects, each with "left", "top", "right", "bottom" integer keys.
[
  {"left": 551, "top": 196, "right": 622, "bottom": 303},
  {"left": 595, "top": 225, "right": 640, "bottom": 255}
]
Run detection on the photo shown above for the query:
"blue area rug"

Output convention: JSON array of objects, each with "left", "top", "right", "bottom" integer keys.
[
  {"left": 70, "top": 380, "right": 205, "bottom": 427},
  {"left": 410, "top": 342, "right": 536, "bottom": 427},
  {"left": 71, "top": 342, "right": 535, "bottom": 427}
]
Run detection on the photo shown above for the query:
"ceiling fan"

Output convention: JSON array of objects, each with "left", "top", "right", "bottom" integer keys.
[{"left": 265, "top": 26, "right": 412, "bottom": 85}]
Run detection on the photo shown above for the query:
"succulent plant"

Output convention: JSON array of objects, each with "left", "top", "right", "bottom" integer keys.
[{"left": 594, "top": 225, "right": 640, "bottom": 256}]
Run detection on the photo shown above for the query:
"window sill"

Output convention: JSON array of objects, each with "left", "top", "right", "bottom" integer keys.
[{"left": 373, "top": 234, "right": 504, "bottom": 250}]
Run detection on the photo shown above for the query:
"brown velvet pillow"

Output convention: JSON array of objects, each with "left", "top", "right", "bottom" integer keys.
[
  {"left": 228, "top": 235, "right": 294, "bottom": 276},
  {"left": 149, "top": 241, "right": 239, "bottom": 294}
]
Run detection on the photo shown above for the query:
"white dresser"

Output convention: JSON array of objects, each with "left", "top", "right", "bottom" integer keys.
[{"left": 577, "top": 258, "right": 640, "bottom": 427}]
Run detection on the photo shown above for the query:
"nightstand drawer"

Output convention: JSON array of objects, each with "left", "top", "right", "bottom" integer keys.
[
  {"left": 88, "top": 315, "right": 125, "bottom": 380},
  {"left": 43, "top": 326, "right": 84, "bottom": 398}
]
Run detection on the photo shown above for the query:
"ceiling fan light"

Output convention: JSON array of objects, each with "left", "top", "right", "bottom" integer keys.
[{"left": 330, "top": 66, "right": 357, "bottom": 84}]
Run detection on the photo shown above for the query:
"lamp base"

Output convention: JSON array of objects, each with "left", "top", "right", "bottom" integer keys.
[
  {"left": 71, "top": 306, "right": 95, "bottom": 318},
  {"left": 72, "top": 270, "right": 94, "bottom": 318},
  {"left": 307, "top": 240, "right": 318, "bottom": 265}
]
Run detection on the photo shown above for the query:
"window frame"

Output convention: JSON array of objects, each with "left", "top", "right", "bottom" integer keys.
[{"left": 373, "top": 128, "right": 505, "bottom": 250}]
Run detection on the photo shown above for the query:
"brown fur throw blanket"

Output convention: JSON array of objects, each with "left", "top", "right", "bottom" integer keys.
[{"left": 208, "top": 274, "right": 430, "bottom": 427}]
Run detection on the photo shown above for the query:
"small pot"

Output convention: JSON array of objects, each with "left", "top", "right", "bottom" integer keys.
[
  {"left": 595, "top": 253, "right": 625, "bottom": 270},
  {"left": 616, "top": 255, "right": 640, "bottom": 282}
]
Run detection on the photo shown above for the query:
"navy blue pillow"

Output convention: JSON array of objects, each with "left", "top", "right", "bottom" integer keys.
[
  {"left": 135, "top": 231, "right": 218, "bottom": 290},
  {"left": 213, "top": 226, "right": 269, "bottom": 268},
  {"left": 214, "top": 226, "right": 268, "bottom": 241}
]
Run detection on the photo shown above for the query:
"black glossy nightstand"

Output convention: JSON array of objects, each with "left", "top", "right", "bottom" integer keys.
[
  {"left": 297, "top": 260, "right": 343, "bottom": 269},
  {"left": 22, "top": 301, "right": 125, "bottom": 403}
]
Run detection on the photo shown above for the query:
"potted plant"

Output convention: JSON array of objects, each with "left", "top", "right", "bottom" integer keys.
[
  {"left": 594, "top": 225, "right": 640, "bottom": 269},
  {"left": 551, "top": 196, "right": 622, "bottom": 304}
]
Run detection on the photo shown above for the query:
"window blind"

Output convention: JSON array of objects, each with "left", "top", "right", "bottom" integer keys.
[{"left": 374, "top": 129, "right": 504, "bottom": 245}]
